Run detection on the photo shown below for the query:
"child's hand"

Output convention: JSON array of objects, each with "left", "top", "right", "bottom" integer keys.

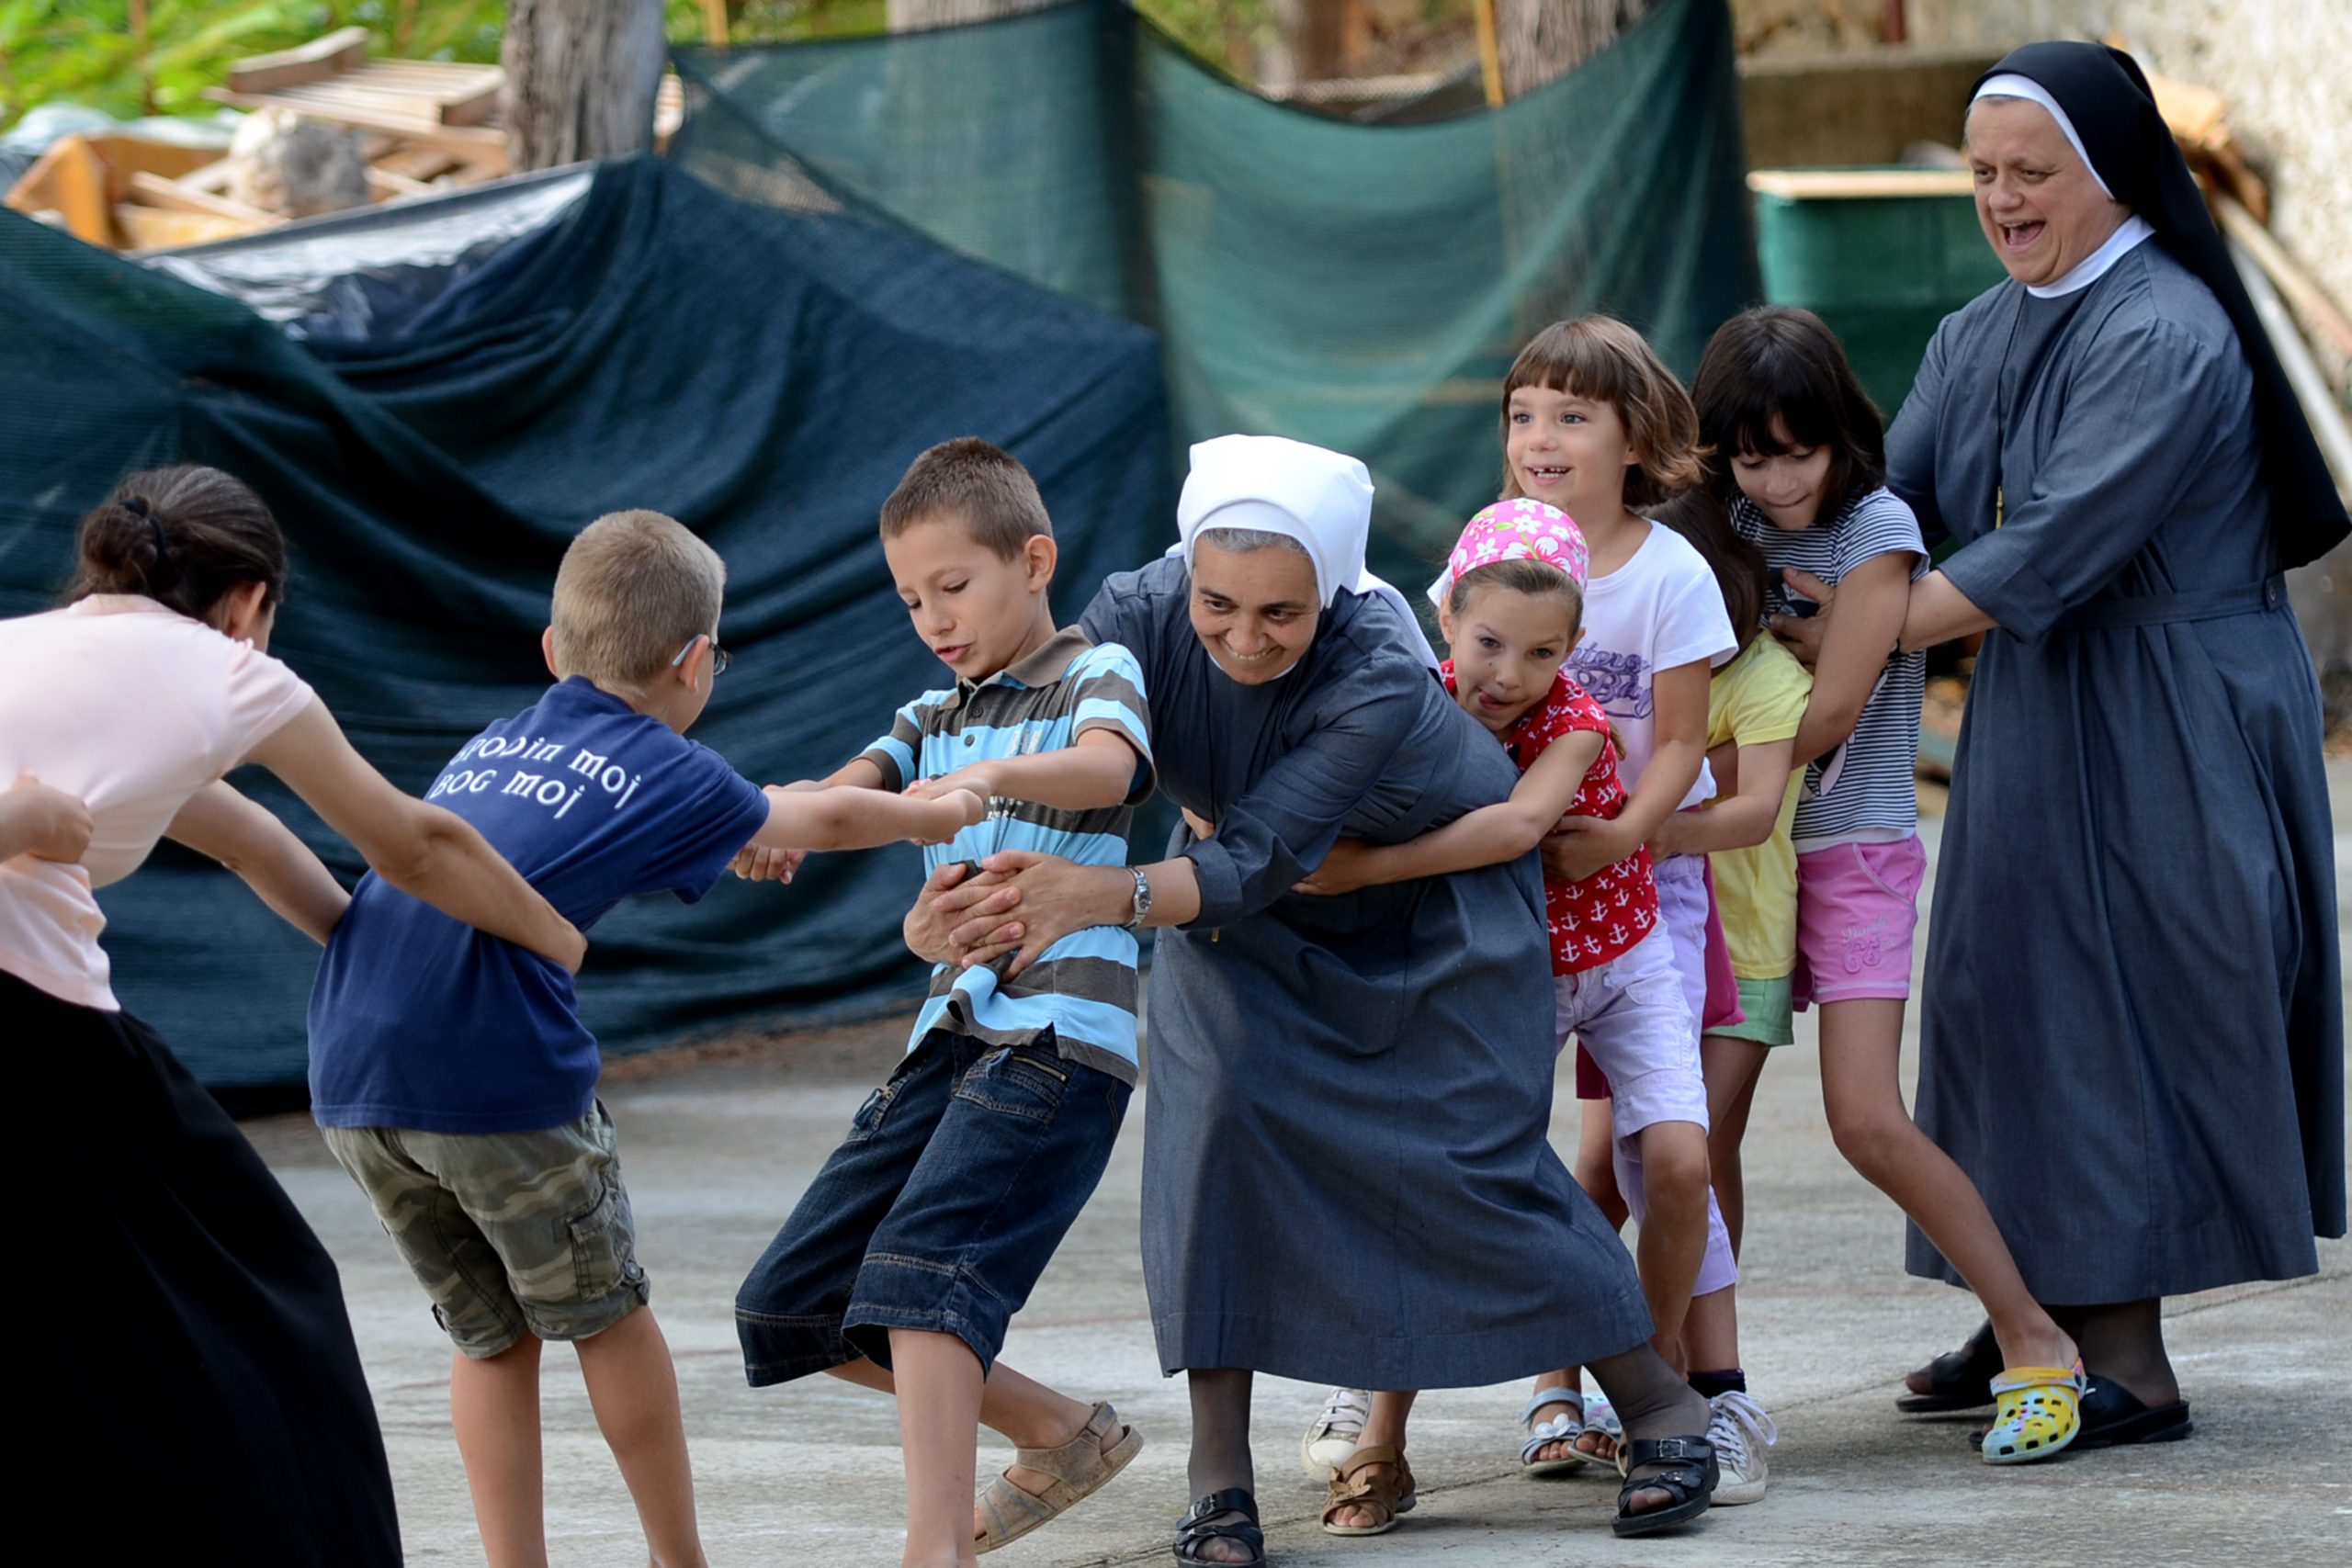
[
  {"left": 731, "top": 841, "right": 808, "bottom": 884},
  {"left": 1181, "top": 807, "right": 1216, "bottom": 841},
  {"left": 1645, "top": 810, "right": 1696, "bottom": 861},
  {"left": 1293, "top": 838, "right": 1374, "bottom": 896},
  {"left": 910, "top": 767, "right": 997, "bottom": 805},
  {"left": 1542, "top": 816, "right": 1632, "bottom": 885},
  {"left": 7, "top": 773, "right": 94, "bottom": 863},
  {"left": 1768, "top": 568, "right": 1836, "bottom": 669},
  {"left": 912, "top": 787, "right": 987, "bottom": 846}
]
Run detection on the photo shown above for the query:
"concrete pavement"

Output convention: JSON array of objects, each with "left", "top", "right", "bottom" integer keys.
[{"left": 247, "top": 765, "right": 2352, "bottom": 1564}]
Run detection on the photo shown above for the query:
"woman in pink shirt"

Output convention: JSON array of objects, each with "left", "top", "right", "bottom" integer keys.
[{"left": 3, "top": 466, "right": 583, "bottom": 1566}]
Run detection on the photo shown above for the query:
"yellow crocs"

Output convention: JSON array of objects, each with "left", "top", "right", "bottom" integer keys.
[{"left": 1982, "top": 1363, "right": 2085, "bottom": 1465}]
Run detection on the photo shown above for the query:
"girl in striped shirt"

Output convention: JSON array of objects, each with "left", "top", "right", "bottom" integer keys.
[{"left": 1690, "top": 307, "right": 2084, "bottom": 1466}]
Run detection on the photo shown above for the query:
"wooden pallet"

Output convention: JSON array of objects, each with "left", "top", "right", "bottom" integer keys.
[{"left": 205, "top": 27, "right": 508, "bottom": 167}]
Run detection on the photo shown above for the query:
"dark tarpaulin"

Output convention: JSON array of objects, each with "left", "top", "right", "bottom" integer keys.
[{"left": 0, "top": 156, "right": 1168, "bottom": 1091}]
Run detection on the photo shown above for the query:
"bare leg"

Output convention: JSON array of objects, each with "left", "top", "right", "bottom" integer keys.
[
  {"left": 1171, "top": 1369, "right": 1256, "bottom": 1563},
  {"left": 1629, "top": 1120, "right": 1712, "bottom": 1359},
  {"left": 888, "top": 1329, "right": 986, "bottom": 1568},
  {"left": 2068, "top": 1300, "right": 2178, "bottom": 1407},
  {"left": 1682, "top": 1285, "right": 1740, "bottom": 1377},
  {"left": 451, "top": 1335, "right": 548, "bottom": 1568},
  {"left": 1326, "top": 1391, "right": 1417, "bottom": 1529},
  {"left": 1700, "top": 1032, "right": 1769, "bottom": 1257},
  {"left": 1573, "top": 1096, "right": 1629, "bottom": 1225},
  {"left": 572, "top": 1309, "right": 707, "bottom": 1568},
  {"left": 823, "top": 1358, "right": 1128, "bottom": 1535},
  {"left": 1817, "top": 998, "right": 2075, "bottom": 1372}
]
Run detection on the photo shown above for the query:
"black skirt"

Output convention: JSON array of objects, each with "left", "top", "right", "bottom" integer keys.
[{"left": 14, "top": 970, "right": 401, "bottom": 1564}]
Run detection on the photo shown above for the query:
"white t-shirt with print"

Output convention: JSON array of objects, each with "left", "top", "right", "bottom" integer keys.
[
  {"left": 0, "top": 596, "right": 316, "bottom": 1011},
  {"left": 1566, "top": 521, "right": 1739, "bottom": 812}
]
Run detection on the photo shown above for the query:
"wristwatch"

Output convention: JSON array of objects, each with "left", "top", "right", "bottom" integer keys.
[{"left": 1122, "top": 865, "right": 1152, "bottom": 931}]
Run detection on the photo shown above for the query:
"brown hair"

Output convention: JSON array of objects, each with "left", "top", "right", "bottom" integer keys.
[
  {"left": 1500, "top": 316, "right": 1705, "bottom": 509},
  {"left": 1690, "top": 307, "right": 1886, "bottom": 524},
  {"left": 880, "top": 437, "right": 1053, "bottom": 560},
  {"left": 550, "top": 509, "right": 728, "bottom": 690},
  {"left": 65, "top": 465, "right": 289, "bottom": 621},
  {"left": 1446, "top": 557, "right": 1586, "bottom": 637},
  {"left": 1654, "top": 489, "right": 1770, "bottom": 655}
]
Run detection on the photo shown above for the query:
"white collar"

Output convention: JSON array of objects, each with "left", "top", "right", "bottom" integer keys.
[{"left": 2027, "top": 214, "right": 2154, "bottom": 298}]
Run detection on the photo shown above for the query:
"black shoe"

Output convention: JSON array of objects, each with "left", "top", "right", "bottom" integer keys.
[
  {"left": 1173, "top": 1488, "right": 1263, "bottom": 1566},
  {"left": 2074, "top": 1375, "right": 2193, "bottom": 1450},
  {"left": 1894, "top": 1318, "right": 1999, "bottom": 1413},
  {"left": 1612, "top": 1435, "right": 1717, "bottom": 1538}
]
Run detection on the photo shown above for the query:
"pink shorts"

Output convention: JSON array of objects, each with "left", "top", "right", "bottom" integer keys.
[{"left": 1792, "top": 834, "right": 1927, "bottom": 1009}]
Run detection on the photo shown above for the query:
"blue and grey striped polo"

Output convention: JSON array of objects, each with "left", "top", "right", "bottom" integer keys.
[{"left": 861, "top": 627, "right": 1154, "bottom": 1083}]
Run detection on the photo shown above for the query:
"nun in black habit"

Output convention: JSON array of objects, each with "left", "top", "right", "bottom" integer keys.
[{"left": 1792, "top": 41, "right": 2346, "bottom": 1448}]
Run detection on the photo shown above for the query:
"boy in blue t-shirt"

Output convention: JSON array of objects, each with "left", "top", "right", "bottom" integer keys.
[
  {"left": 732, "top": 439, "right": 1154, "bottom": 1562},
  {"left": 308, "top": 510, "right": 980, "bottom": 1568}
]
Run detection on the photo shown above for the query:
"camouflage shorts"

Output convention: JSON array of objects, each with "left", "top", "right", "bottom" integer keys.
[{"left": 322, "top": 1101, "right": 648, "bottom": 1358}]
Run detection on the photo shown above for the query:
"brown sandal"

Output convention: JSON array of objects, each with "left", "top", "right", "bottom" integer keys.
[
  {"left": 1319, "top": 1445, "right": 1415, "bottom": 1537},
  {"left": 973, "top": 1401, "right": 1143, "bottom": 1553}
]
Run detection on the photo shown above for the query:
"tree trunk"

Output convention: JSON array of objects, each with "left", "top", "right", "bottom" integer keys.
[
  {"left": 1495, "top": 0, "right": 1655, "bottom": 98},
  {"left": 500, "top": 0, "right": 667, "bottom": 173},
  {"left": 1260, "top": 0, "right": 1348, "bottom": 92},
  {"left": 885, "top": 0, "right": 1058, "bottom": 29}
]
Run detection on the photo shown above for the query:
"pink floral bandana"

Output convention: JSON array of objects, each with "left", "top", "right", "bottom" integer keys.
[{"left": 1425, "top": 498, "right": 1589, "bottom": 609}]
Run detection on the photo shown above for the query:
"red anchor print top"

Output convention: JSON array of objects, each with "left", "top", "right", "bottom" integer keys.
[{"left": 1449, "top": 665, "right": 1660, "bottom": 976}]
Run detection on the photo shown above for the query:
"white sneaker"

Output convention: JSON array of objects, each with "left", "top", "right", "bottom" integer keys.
[
  {"left": 1301, "top": 1387, "right": 1370, "bottom": 1478},
  {"left": 1705, "top": 1391, "right": 1777, "bottom": 1506}
]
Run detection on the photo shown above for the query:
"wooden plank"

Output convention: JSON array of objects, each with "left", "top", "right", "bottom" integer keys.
[
  {"left": 117, "top": 205, "right": 259, "bottom": 251},
  {"left": 1747, "top": 167, "right": 1974, "bottom": 200},
  {"left": 126, "top": 169, "right": 277, "bottom": 224},
  {"left": 176, "top": 157, "right": 237, "bottom": 195},
  {"left": 203, "top": 87, "right": 509, "bottom": 164},
  {"left": 366, "top": 166, "right": 434, "bottom": 198},
  {"left": 226, "top": 26, "right": 369, "bottom": 95},
  {"left": 371, "top": 146, "right": 461, "bottom": 182}
]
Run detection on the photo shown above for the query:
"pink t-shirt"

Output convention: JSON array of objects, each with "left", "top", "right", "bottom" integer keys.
[{"left": 0, "top": 596, "right": 314, "bottom": 1010}]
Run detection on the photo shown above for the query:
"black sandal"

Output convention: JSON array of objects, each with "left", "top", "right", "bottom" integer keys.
[
  {"left": 1611, "top": 1435, "right": 1717, "bottom": 1538},
  {"left": 1173, "top": 1487, "right": 1264, "bottom": 1566},
  {"left": 1894, "top": 1318, "right": 2000, "bottom": 1413}
]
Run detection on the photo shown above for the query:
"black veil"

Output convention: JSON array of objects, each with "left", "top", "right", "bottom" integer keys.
[{"left": 1974, "top": 41, "right": 2347, "bottom": 569}]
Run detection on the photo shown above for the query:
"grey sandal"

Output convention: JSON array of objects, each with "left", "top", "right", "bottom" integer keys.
[{"left": 975, "top": 1401, "right": 1143, "bottom": 1553}]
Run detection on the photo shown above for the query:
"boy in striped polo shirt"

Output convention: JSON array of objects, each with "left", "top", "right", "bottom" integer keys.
[{"left": 735, "top": 438, "right": 1154, "bottom": 1560}]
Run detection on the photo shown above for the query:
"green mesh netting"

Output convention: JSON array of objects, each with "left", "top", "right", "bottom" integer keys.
[{"left": 673, "top": 0, "right": 1761, "bottom": 586}]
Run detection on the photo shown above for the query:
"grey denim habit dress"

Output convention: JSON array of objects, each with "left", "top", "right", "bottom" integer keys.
[
  {"left": 1082, "top": 558, "right": 1652, "bottom": 1389},
  {"left": 1891, "top": 240, "right": 2345, "bottom": 1303}
]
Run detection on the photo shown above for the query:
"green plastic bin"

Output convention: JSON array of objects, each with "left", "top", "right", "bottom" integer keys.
[{"left": 1749, "top": 167, "right": 2009, "bottom": 419}]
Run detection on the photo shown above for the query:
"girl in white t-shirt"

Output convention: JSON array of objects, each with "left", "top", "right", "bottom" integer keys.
[
  {"left": 1503, "top": 318, "right": 1736, "bottom": 1472},
  {"left": 1, "top": 466, "right": 584, "bottom": 1559}
]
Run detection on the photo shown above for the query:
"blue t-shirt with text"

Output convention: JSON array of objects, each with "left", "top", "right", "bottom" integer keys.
[{"left": 308, "top": 677, "right": 769, "bottom": 1134}]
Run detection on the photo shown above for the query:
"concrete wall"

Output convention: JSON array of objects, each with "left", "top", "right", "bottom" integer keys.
[{"left": 1902, "top": 0, "right": 2352, "bottom": 314}]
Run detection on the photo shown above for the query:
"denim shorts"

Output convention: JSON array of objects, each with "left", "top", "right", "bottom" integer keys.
[
  {"left": 322, "top": 1100, "right": 647, "bottom": 1359},
  {"left": 735, "top": 1030, "right": 1130, "bottom": 1382}
]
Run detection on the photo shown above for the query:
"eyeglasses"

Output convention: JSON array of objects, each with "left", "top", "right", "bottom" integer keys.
[{"left": 670, "top": 634, "right": 729, "bottom": 677}]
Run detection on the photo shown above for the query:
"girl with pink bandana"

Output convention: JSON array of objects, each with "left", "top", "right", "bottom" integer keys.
[{"left": 1299, "top": 499, "right": 1729, "bottom": 1530}]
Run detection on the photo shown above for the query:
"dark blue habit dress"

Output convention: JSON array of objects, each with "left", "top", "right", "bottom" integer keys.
[
  {"left": 1082, "top": 558, "right": 1652, "bottom": 1388},
  {"left": 1890, "top": 239, "right": 2344, "bottom": 1302}
]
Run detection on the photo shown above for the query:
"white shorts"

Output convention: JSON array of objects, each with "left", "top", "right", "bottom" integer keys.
[
  {"left": 1559, "top": 927, "right": 1737, "bottom": 1296},
  {"left": 1554, "top": 925, "right": 1708, "bottom": 1143}
]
